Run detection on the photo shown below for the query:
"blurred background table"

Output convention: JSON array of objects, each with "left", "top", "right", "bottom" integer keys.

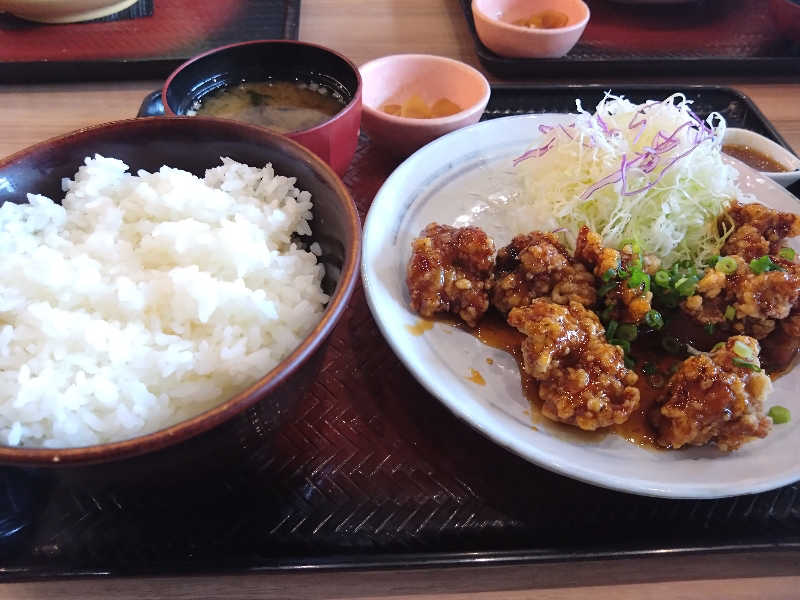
[{"left": 1, "top": 0, "right": 799, "bottom": 598}]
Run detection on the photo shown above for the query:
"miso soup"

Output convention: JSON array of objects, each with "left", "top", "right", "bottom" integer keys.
[{"left": 192, "top": 80, "right": 346, "bottom": 133}]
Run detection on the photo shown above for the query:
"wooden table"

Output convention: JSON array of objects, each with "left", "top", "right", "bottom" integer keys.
[{"left": 1, "top": 1, "right": 799, "bottom": 598}]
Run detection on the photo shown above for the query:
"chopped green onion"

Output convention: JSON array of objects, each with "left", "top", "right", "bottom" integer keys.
[
  {"left": 645, "top": 309, "right": 664, "bottom": 330},
  {"left": 654, "top": 270, "right": 670, "bottom": 287},
  {"left": 732, "top": 357, "right": 761, "bottom": 371},
  {"left": 620, "top": 239, "right": 640, "bottom": 254},
  {"left": 624, "top": 356, "right": 636, "bottom": 369},
  {"left": 733, "top": 340, "right": 753, "bottom": 359},
  {"left": 779, "top": 247, "right": 796, "bottom": 261},
  {"left": 641, "top": 362, "right": 657, "bottom": 375},
  {"left": 616, "top": 323, "right": 638, "bottom": 342},
  {"left": 674, "top": 276, "right": 687, "bottom": 288},
  {"left": 662, "top": 336, "right": 683, "bottom": 355},
  {"left": 601, "top": 268, "right": 617, "bottom": 282},
  {"left": 610, "top": 339, "right": 631, "bottom": 354},
  {"left": 768, "top": 405, "right": 791, "bottom": 425},
  {"left": 704, "top": 322, "right": 715, "bottom": 335},
  {"left": 715, "top": 256, "right": 737, "bottom": 274},
  {"left": 600, "top": 304, "right": 616, "bottom": 322},
  {"left": 606, "top": 319, "right": 619, "bottom": 340},
  {"left": 618, "top": 268, "right": 630, "bottom": 279},
  {"left": 705, "top": 255, "right": 720, "bottom": 267},
  {"left": 678, "top": 259, "right": 693, "bottom": 269},
  {"left": 725, "top": 305, "right": 736, "bottom": 320},
  {"left": 628, "top": 269, "right": 644, "bottom": 288},
  {"left": 750, "top": 255, "right": 783, "bottom": 274},
  {"left": 598, "top": 281, "right": 617, "bottom": 298},
  {"left": 712, "top": 341, "right": 725, "bottom": 352},
  {"left": 676, "top": 276, "right": 699, "bottom": 297},
  {"left": 627, "top": 269, "right": 650, "bottom": 293}
]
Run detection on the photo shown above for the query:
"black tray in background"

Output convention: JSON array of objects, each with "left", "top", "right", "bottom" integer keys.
[
  {"left": 461, "top": 0, "right": 800, "bottom": 78},
  {"left": 2, "top": 84, "right": 800, "bottom": 583}
]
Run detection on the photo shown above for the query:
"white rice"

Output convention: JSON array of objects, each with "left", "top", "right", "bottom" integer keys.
[{"left": 0, "top": 155, "right": 328, "bottom": 448}]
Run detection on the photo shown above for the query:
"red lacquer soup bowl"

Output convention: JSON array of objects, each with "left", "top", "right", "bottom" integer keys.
[{"left": 162, "top": 40, "right": 362, "bottom": 177}]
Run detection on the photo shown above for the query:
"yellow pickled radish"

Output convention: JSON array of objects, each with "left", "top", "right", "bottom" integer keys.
[
  {"left": 513, "top": 10, "right": 569, "bottom": 29},
  {"left": 401, "top": 94, "right": 432, "bottom": 118},
  {"left": 380, "top": 94, "right": 464, "bottom": 119},
  {"left": 430, "top": 98, "right": 462, "bottom": 117},
  {"left": 380, "top": 103, "right": 402, "bottom": 116}
]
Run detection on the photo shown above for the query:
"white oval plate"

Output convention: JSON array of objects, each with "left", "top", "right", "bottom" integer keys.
[{"left": 362, "top": 114, "right": 800, "bottom": 499}]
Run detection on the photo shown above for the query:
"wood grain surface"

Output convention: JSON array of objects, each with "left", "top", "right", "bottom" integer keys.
[{"left": 1, "top": 0, "right": 799, "bottom": 597}]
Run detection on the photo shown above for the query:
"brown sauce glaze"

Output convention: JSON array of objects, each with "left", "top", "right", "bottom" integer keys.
[
  {"left": 723, "top": 144, "right": 790, "bottom": 173},
  {"left": 441, "top": 306, "right": 790, "bottom": 449},
  {"left": 405, "top": 319, "right": 434, "bottom": 336},
  {"left": 468, "top": 311, "right": 644, "bottom": 446},
  {"left": 467, "top": 368, "right": 486, "bottom": 385}
]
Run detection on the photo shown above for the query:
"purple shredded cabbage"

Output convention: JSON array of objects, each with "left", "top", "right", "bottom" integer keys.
[{"left": 513, "top": 137, "right": 556, "bottom": 166}]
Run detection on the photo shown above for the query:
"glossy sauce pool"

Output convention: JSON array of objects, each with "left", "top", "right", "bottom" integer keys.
[
  {"left": 427, "top": 310, "right": 792, "bottom": 449},
  {"left": 467, "top": 311, "right": 667, "bottom": 448},
  {"left": 722, "top": 143, "right": 790, "bottom": 172}
]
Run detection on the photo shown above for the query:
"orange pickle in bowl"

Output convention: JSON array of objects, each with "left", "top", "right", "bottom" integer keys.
[
  {"left": 380, "top": 94, "right": 463, "bottom": 119},
  {"left": 511, "top": 9, "right": 570, "bottom": 29}
]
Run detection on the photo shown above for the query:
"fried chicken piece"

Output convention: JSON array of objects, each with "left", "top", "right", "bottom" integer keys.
[
  {"left": 681, "top": 255, "right": 800, "bottom": 339},
  {"left": 508, "top": 299, "right": 640, "bottom": 431},
  {"left": 575, "top": 226, "right": 654, "bottom": 324},
  {"left": 406, "top": 223, "right": 495, "bottom": 327},
  {"left": 653, "top": 336, "right": 772, "bottom": 451},
  {"left": 492, "top": 231, "right": 595, "bottom": 313},
  {"left": 721, "top": 201, "right": 800, "bottom": 261}
]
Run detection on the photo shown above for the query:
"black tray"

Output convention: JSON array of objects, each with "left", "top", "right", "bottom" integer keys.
[
  {"left": 2, "top": 84, "right": 799, "bottom": 582},
  {"left": 461, "top": 0, "right": 800, "bottom": 78},
  {"left": 0, "top": 0, "right": 300, "bottom": 83}
]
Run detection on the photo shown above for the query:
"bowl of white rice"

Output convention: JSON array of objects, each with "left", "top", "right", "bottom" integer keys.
[{"left": 0, "top": 117, "right": 361, "bottom": 465}]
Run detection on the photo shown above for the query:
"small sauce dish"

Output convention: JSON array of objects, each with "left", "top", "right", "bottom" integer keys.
[
  {"left": 722, "top": 128, "right": 800, "bottom": 188},
  {"left": 471, "top": 0, "right": 590, "bottom": 58},
  {"left": 359, "top": 54, "right": 491, "bottom": 158}
]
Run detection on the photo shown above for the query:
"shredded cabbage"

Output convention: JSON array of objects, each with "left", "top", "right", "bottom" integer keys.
[{"left": 513, "top": 93, "right": 745, "bottom": 267}]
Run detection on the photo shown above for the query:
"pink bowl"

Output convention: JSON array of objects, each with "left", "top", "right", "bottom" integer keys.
[
  {"left": 359, "top": 54, "right": 491, "bottom": 158},
  {"left": 472, "top": 0, "right": 590, "bottom": 58}
]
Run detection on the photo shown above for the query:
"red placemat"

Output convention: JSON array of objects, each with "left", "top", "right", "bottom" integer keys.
[{"left": 0, "top": 0, "right": 299, "bottom": 82}]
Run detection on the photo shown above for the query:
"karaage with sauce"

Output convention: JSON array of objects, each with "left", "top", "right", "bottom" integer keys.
[
  {"left": 575, "top": 225, "right": 657, "bottom": 324},
  {"left": 508, "top": 299, "right": 640, "bottom": 431},
  {"left": 652, "top": 336, "right": 772, "bottom": 451},
  {"left": 681, "top": 252, "right": 800, "bottom": 340},
  {"left": 721, "top": 201, "right": 800, "bottom": 261},
  {"left": 405, "top": 214, "right": 794, "bottom": 451},
  {"left": 406, "top": 223, "right": 495, "bottom": 327},
  {"left": 492, "top": 231, "right": 596, "bottom": 314}
]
